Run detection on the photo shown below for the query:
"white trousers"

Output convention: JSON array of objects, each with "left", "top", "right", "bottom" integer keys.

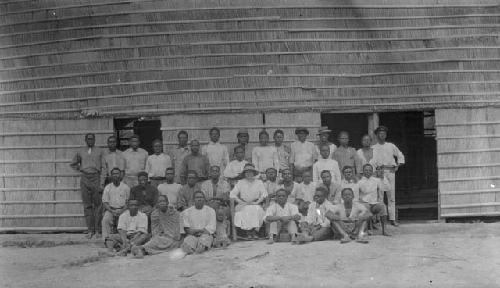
[{"left": 383, "top": 170, "right": 396, "bottom": 221}]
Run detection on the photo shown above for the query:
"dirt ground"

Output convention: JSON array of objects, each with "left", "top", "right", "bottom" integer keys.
[{"left": 1, "top": 222, "right": 500, "bottom": 288}]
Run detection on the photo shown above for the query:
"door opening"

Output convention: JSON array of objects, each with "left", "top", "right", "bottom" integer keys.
[{"left": 114, "top": 118, "right": 162, "bottom": 154}]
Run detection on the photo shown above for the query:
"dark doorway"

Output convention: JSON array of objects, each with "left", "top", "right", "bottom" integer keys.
[
  {"left": 320, "top": 113, "right": 369, "bottom": 147},
  {"left": 114, "top": 118, "right": 162, "bottom": 154}
]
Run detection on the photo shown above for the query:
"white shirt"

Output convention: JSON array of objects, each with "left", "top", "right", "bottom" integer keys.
[
  {"left": 278, "top": 182, "right": 304, "bottom": 203},
  {"left": 102, "top": 182, "right": 130, "bottom": 208},
  {"left": 252, "top": 146, "right": 279, "bottom": 173},
  {"left": 145, "top": 153, "right": 172, "bottom": 178},
  {"left": 117, "top": 210, "right": 148, "bottom": 235},
  {"left": 202, "top": 141, "right": 230, "bottom": 171},
  {"left": 358, "top": 176, "right": 383, "bottom": 204},
  {"left": 182, "top": 205, "right": 217, "bottom": 234},
  {"left": 341, "top": 179, "right": 360, "bottom": 202},
  {"left": 289, "top": 140, "right": 317, "bottom": 168},
  {"left": 300, "top": 182, "right": 316, "bottom": 203},
  {"left": 371, "top": 142, "right": 405, "bottom": 167},
  {"left": 157, "top": 182, "right": 182, "bottom": 206},
  {"left": 123, "top": 148, "right": 148, "bottom": 176},
  {"left": 313, "top": 158, "right": 341, "bottom": 185},
  {"left": 315, "top": 143, "right": 337, "bottom": 159},
  {"left": 304, "top": 200, "right": 336, "bottom": 227},
  {"left": 223, "top": 159, "right": 248, "bottom": 179},
  {"left": 265, "top": 202, "right": 299, "bottom": 218}
]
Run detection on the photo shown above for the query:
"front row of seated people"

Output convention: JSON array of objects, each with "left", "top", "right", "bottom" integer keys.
[{"left": 102, "top": 161, "right": 390, "bottom": 257}]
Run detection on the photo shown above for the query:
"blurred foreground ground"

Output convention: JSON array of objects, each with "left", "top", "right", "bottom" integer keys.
[{"left": 1, "top": 222, "right": 500, "bottom": 288}]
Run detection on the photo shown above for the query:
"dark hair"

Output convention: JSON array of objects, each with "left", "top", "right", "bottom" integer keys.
[
  {"left": 234, "top": 145, "right": 245, "bottom": 153},
  {"left": 158, "top": 195, "right": 169, "bottom": 203},
  {"left": 341, "top": 187, "right": 354, "bottom": 196},
  {"left": 320, "top": 170, "right": 331, "bottom": 176},
  {"left": 152, "top": 138, "right": 163, "bottom": 145},
  {"left": 137, "top": 171, "right": 148, "bottom": 178},
  {"left": 259, "top": 130, "right": 269, "bottom": 138},
  {"left": 315, "top": 186, "right": 328, "bottom": 196},
  {"left": 186, "top": 170, "right": 198, "bottom": 178},
  {"left": 110, "top": 167, "right": 121, "bottom": 174},
  {"left": 266, "top": 167, "right": 277, "bottom": 173},
  {"left": 85, "top": 133, "right": 95, "bottom": 139},
  {"left": 275, "top": 188, "right": 288, "bottom": 197},
  {"left": 363, "top": 163, "right": 373, "bottom": 170},
  {"left": 178, "top": 130, "right": 188, "bottom": 138},
  {"left": 338, "top": 131, "right": 349, "bottom": 138},
  {"left": 107, "top": 135, "right": 116, "bottom": 141},
  {"left": 130, "top": 134, "right": 140, "bottom": 140},
  {"left": 319, "top": 143, "right": 331, "bottom": 150},
  {"left": 165, "top": 167, "right": 175, "bottom": 173},
  {"left": 273, "top": 129, "right": 284, "bottom": 137},
  {"left": 209, "top": 127, "right": 220, "bottom": 134},
  {"left": 193, "top": 190, "right": 205, "bottom": 198},
  {"left": 210, "top": 165, "right": 221, "bottom": 171},
  {"left": 342, "top": 166, "right": 353, "bottom": 173}
]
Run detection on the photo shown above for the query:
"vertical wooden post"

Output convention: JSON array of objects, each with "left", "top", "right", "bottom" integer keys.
[{"left": 367, "top": 113, "right": 379, "bottom": 144}]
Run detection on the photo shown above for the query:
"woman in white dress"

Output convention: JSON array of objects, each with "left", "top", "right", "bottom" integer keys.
[{"left": 230, "top": 163, "right": 267, "bottom": 240}]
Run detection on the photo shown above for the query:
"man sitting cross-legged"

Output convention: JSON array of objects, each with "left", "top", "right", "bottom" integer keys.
[
  {"left": 300, "top": 186, "right": 336, "bottom": 241},
  {"left": 325, "top": 188, "right": 370, "bottom": 244},
  {"left": 105, "top": 199, "right": 150, "bottom": 256},
  {"left": 181, "top": 191, "right": 217, "bottom": 254},
  {"left": 265, "top": 189, "right": 312, "bottom": 244},
  {"left": 358, "top": 164, "right": 390, "bottom": 236},
  {"left": 131, "top": 195, "right": 183, "bottom": 258}
]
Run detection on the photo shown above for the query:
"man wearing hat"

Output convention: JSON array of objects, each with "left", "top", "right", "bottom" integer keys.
[
  {"left": 315, "top": 126, "right": 337, "bottom": 158},
  {"left": 230, "top": 128, "right": 252, "bottom": 162},
  {"left": 371, "top": 126, "right": 405, "bottom": 226},
  {"left": 289, "top": 127, "right": 318, "bottom": 182}
]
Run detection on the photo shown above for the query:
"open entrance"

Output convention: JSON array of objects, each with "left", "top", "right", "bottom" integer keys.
[
  {"left": 321, "top": 111, "right": 438, "bottom": 221},
  {"left": 114, "top": 118, "right": 162, "bottom": 154}
]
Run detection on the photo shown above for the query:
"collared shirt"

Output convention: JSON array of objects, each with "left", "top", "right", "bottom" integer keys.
[
  {"left": 278, "top": 182, "right": 304, "bottom": 204},
  {"left": 289, "top": 140, "right": 317, "bottom": 168},
  {"left": 157, "top": 182, "right": 182, "bottom": 207},
  {"left": 171, "top": 145, "right": 190, "bottom": 183},
  {"left": 304, "top": 200, "right": 336, "bottom": 227},
  {"left": 265, "top": 202, "right": 299, "bottom": 218},
  {"left": 179, "top": 154, "right": 210, "bottom": 184},
  {"left": 252, "top": 146, "right": 279, "bottom": 173},
  {"left": 223, "top": 159, "right": 248, "bottom": 179},
  {"left": 274, "top": 144, "right": 290, "bottom": 171},
  {"left": 179, "top": 183, "right": 202, "bottom": 209},
  {"left": 130, "top": 184, "right": 159, "bottom": 208},
  {"left": 317, "top": 181, "right": 342, "bottom": 204},
  {"left": 182, "top": 205, "right": 217, "bottom": 234},
  {"left": 341, "top": 179, "right": 360, "bottom": 202},
  {"left": 117, "top": 210, "right": 148, "bottom": 235},
  {"left": 300, "top": 182, "right": 316, "bottom": 203},
  {"left": 145, "top": 153, "right": 172, "bottom": 178},
  {"left": 315, "top": 143, "right": 337, "bottom": 159},
  {"left": 123, "top": 148, "right": 148, "bottom": 176},
  {"left": 371, "top": 142, "right": 405, "bottom": 167},
  {"left": 70, "top": 146, "right": 105, "bottom": 175},
  {"left": 330, "top": 202, "right": 369, "bottom": 220},
  {"left": 200, "top": 179, "right": 231, "bottom": 200},
  {"left": 313, "top": 158, "right": 341, "bottom": 185},
  {"left": 202, "top": 141, "right": 230, "bottom": 171},
  {"left": 102, "top": 182, "right": 130, "bottom": 208},
  {"left": 103, "top": 150, "right": 126, "bottom": 175},
  {"left": 358, "top": 176, "right": 383, "bottom": 204},
  {"left": 332, "top": 146, "right": 363, "bottom": 175},
  {"left": 357, "top": 148, "right": 374, "bottom": 167}
]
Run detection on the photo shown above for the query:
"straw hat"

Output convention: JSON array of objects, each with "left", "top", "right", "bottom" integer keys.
[
  {"left": 374, "top": 126, "right": 389, "bottom": 134},
  {"left": 317, "top": 126, "right": 332, "bottom": 135},
  {"left": 295, "top": 127, "right": 309, "bottom": 135}
]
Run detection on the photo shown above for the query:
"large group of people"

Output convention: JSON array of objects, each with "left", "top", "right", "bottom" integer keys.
[{"left": 70, "top": 125, "right": 405, "bottom": 257}]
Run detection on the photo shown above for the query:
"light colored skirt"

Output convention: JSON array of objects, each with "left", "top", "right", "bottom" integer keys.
[{"left": 234, "top": 204, "right": 265, "bottom": 230}]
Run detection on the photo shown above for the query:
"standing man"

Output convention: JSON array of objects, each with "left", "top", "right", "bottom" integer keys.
[
  {"left": 371, "top": 126, "right": 405, "bottom": 226},
  {"left": 231, "top": 128, "right": 252, "bottom": 162},
  {"left": 273, "top": 129, "right": 290, "bottom": 172},
  {"left": 145, "top": 139, "right": 172, "bottom": 188},
  {"left": 179, "top": 140, "right": 210, "bottom": 184},
  {"left": 171, "top": 130, "right": 190, "bottom": 184},
  {"left": 101, "top": 167, "right": 130, "bottom": 240},
  {"left": 289, "top": 127, "right": 318, "bottom": 182},
  {"left": 70, "top": 133, "right": 105, "bottom": 239},
  {"left": 103, "top": 135, "right": 125, "bottom": 185},
  {"left": 332, "top": 131, "right": 363, "bottom": 178},
  {"left": 202, "top": 127, "right": 230, "bottom": 174},
  {"left": 123, "top": 135, "right": 148, "bottom": 188}
]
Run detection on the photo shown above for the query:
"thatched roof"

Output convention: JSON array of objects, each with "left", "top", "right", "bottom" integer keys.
[{"left": 0, "top": 0, "right": 499, "bottom": 119}]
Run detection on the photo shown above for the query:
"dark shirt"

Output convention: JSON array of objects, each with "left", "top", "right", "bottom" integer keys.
[{"left": 130, "top": 184, "right": 159, "bottom": 208}]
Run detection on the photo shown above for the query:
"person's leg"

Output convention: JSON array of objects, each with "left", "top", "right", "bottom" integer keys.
[
  {"left": 105, "top": 233, "right": 123, "bottom": 250},
  {"left": 311, "top": 226, "right": 333, "bottom": 241},
  {"left": 267, "top": 221, "right": 278, "bottom": 244},
  {"left": 384, "top": 171, "right": 397, "bottom": 225},
  {"left": 331, "top": 221, "right": 351, "bottom": 243},
  {"left": 371, "top": 203, "right": 390, "bottom": 236},
  {"left": 181, "top": 235, "right": 198, "bottom": 254},
  {"left": 287, "top": 220, "right": 300, "bottom": 243},
  {"left": 196, "top": 234, "right": 213, "bottom": 253},
  {"left": 89, "top": 173, "right": 102, "bottom": 238},
  {"left": 80, "top": 175, "right": 94, "bottom": 238},
  {"left": 355, "top": 220, "right": 369, "bottom": 243},
  {"left": 101, "top": 210, "right": 115, "bottom": 239}
]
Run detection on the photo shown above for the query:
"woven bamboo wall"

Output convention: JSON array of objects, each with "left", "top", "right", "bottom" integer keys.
[
  {"left": 0, "top": 118, "right": 113, "bottom": 231},
  {"left": 436, "top": 107, "right": 500, "bottom": 218},
  {"left": 1, "top": 0, "right": 500, "bottom": 119}
]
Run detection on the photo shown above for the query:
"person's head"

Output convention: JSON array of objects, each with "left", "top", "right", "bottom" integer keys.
[
  {"left": 258, "top": 130, "right": 269, "bottom": 146},
  {"left": 186, "top": 170, "right": 198, "bottom": 186},
  {"left": 237, "top": 129, "right": 249, "bottom": 145},
  {"left": 375, "top": 126, "right": 388, "bottom": 142},
  {"left": 128, "top": 199, "right": 139, "bottom": 216},
  {"left": 152, "top": 139, "right": 163, "bottom": 154},
  {"left": 265, "top": 167, "right": 277, "bottom": 182},
  {"left": 362, "top": 164, "right": 374, "bottom": 178},
  {"left": 234, "top": 145, "right": 245, "bottom": 161},
  {"left": 209, "top": 166, "right": 221, "bottom": 180},
  {"left": 190, "top": 140, "right": 200, "bottom": 154},
  {"left": 138, "top": 171, "right": 148, "bottom": 186},
  {"left": 338, "top": 131, "right": 349, "bottom": 147},
  {"left": 178, "top": 130, "right": 189, "bottom": 146},
  {"left": 216, "top": 208, "right": 226, "bottom": 222},
  {"left": 302, "top": 170, "right": 312, "bottom": 184},
  {"left": 281, "top": 168, "right": 292, "bottom": 182},
  {"left": 165, "top": 167, "right": 175, "bottom": 182},
  {"left": 276, "top": 188, "right": 288, "bottom": 206},
  {"left": 341, "top": 188, "right": 354, "bottom": 203},
  {"left": 157, "top": 195, "right": 169, "bottom": 213},
  {"left": 320, "top": 170, "right": 332, "bottom": 185},
  {"left": 110, "top": 167, "right": 122, "bottom": 184},
  {"left": 342, "top": 166, "right": 354, "bottom": 181},
  {"left": 318, "top": 127, "right": 331, "bottom": 143},
  {"left": 209, "top": 127, "right": 220, "bottom": 143},
  {"left": 314, "top": 186, "right": 328, "bottom": 204},
  {"left": 107, "top": 135, "right": 117, "bottom": 151},
  {"left": 295, "top": 128, "right": 309, "bottom": 142},
  {"left": 85, "top": 133, "right": 95, "bottom": 148},
  {"left": 130, "top": 135, "right": 140, "bottom": 149},
  {"left": 361, "top": 134, "right": 372, "bottom": 148},
  {"left": 273, "top": 129, "right": 284, "bottom": 146},
  {"left": 375, "top": 167, "right": 384, "bottom": 178},
  {"left": 242, "top": 164, "right": 258, "bottom": 180},
  {"left": 193, "top": 191, "right": 206, "bottom": 209},
  {"left": 320, "top": 144, "right": 331, "bottom": 159}
]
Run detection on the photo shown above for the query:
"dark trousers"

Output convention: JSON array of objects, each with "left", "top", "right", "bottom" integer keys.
[{"left": 80, "top": 173, "right": 102, "bottom": 234}]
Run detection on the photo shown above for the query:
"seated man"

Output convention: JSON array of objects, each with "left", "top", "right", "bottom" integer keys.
[
  {"left": 130, "top": 172, "right": 159, "bottom": 217},
  {"left": 358, "top": 164, "right": 390, "bottom": 236},
  {"left": 317, "top": 170, "right": 342, "bottom": 204},
  {"left": 181, "top": 191, "right": 217, "bottom": 254},
  {"left": 101, "top": 167, "right": 130, "bottom": 240},
  {"left": 105, "top": 199, "right": 150, "bottom": 256},
  {"left": 178, "top": 170, "right": 202, "bottom": 210},
  {"left": 200, "top": 165, "right": 231, "bottom": 210},
  {"left": 131, "top": 195, "right": 183, "bottom": 258},
  {"left": 265, "top": 189, "right": 311, "bottom": 244},
  {"left": 157, "top": 167, "right": 182, "bottom": 208},
  {"left": 325, "top": 188, "right": 370, "bottom": 244},
  {"left": 300, "top": 186, "right": 336, "bottom": 241}
]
